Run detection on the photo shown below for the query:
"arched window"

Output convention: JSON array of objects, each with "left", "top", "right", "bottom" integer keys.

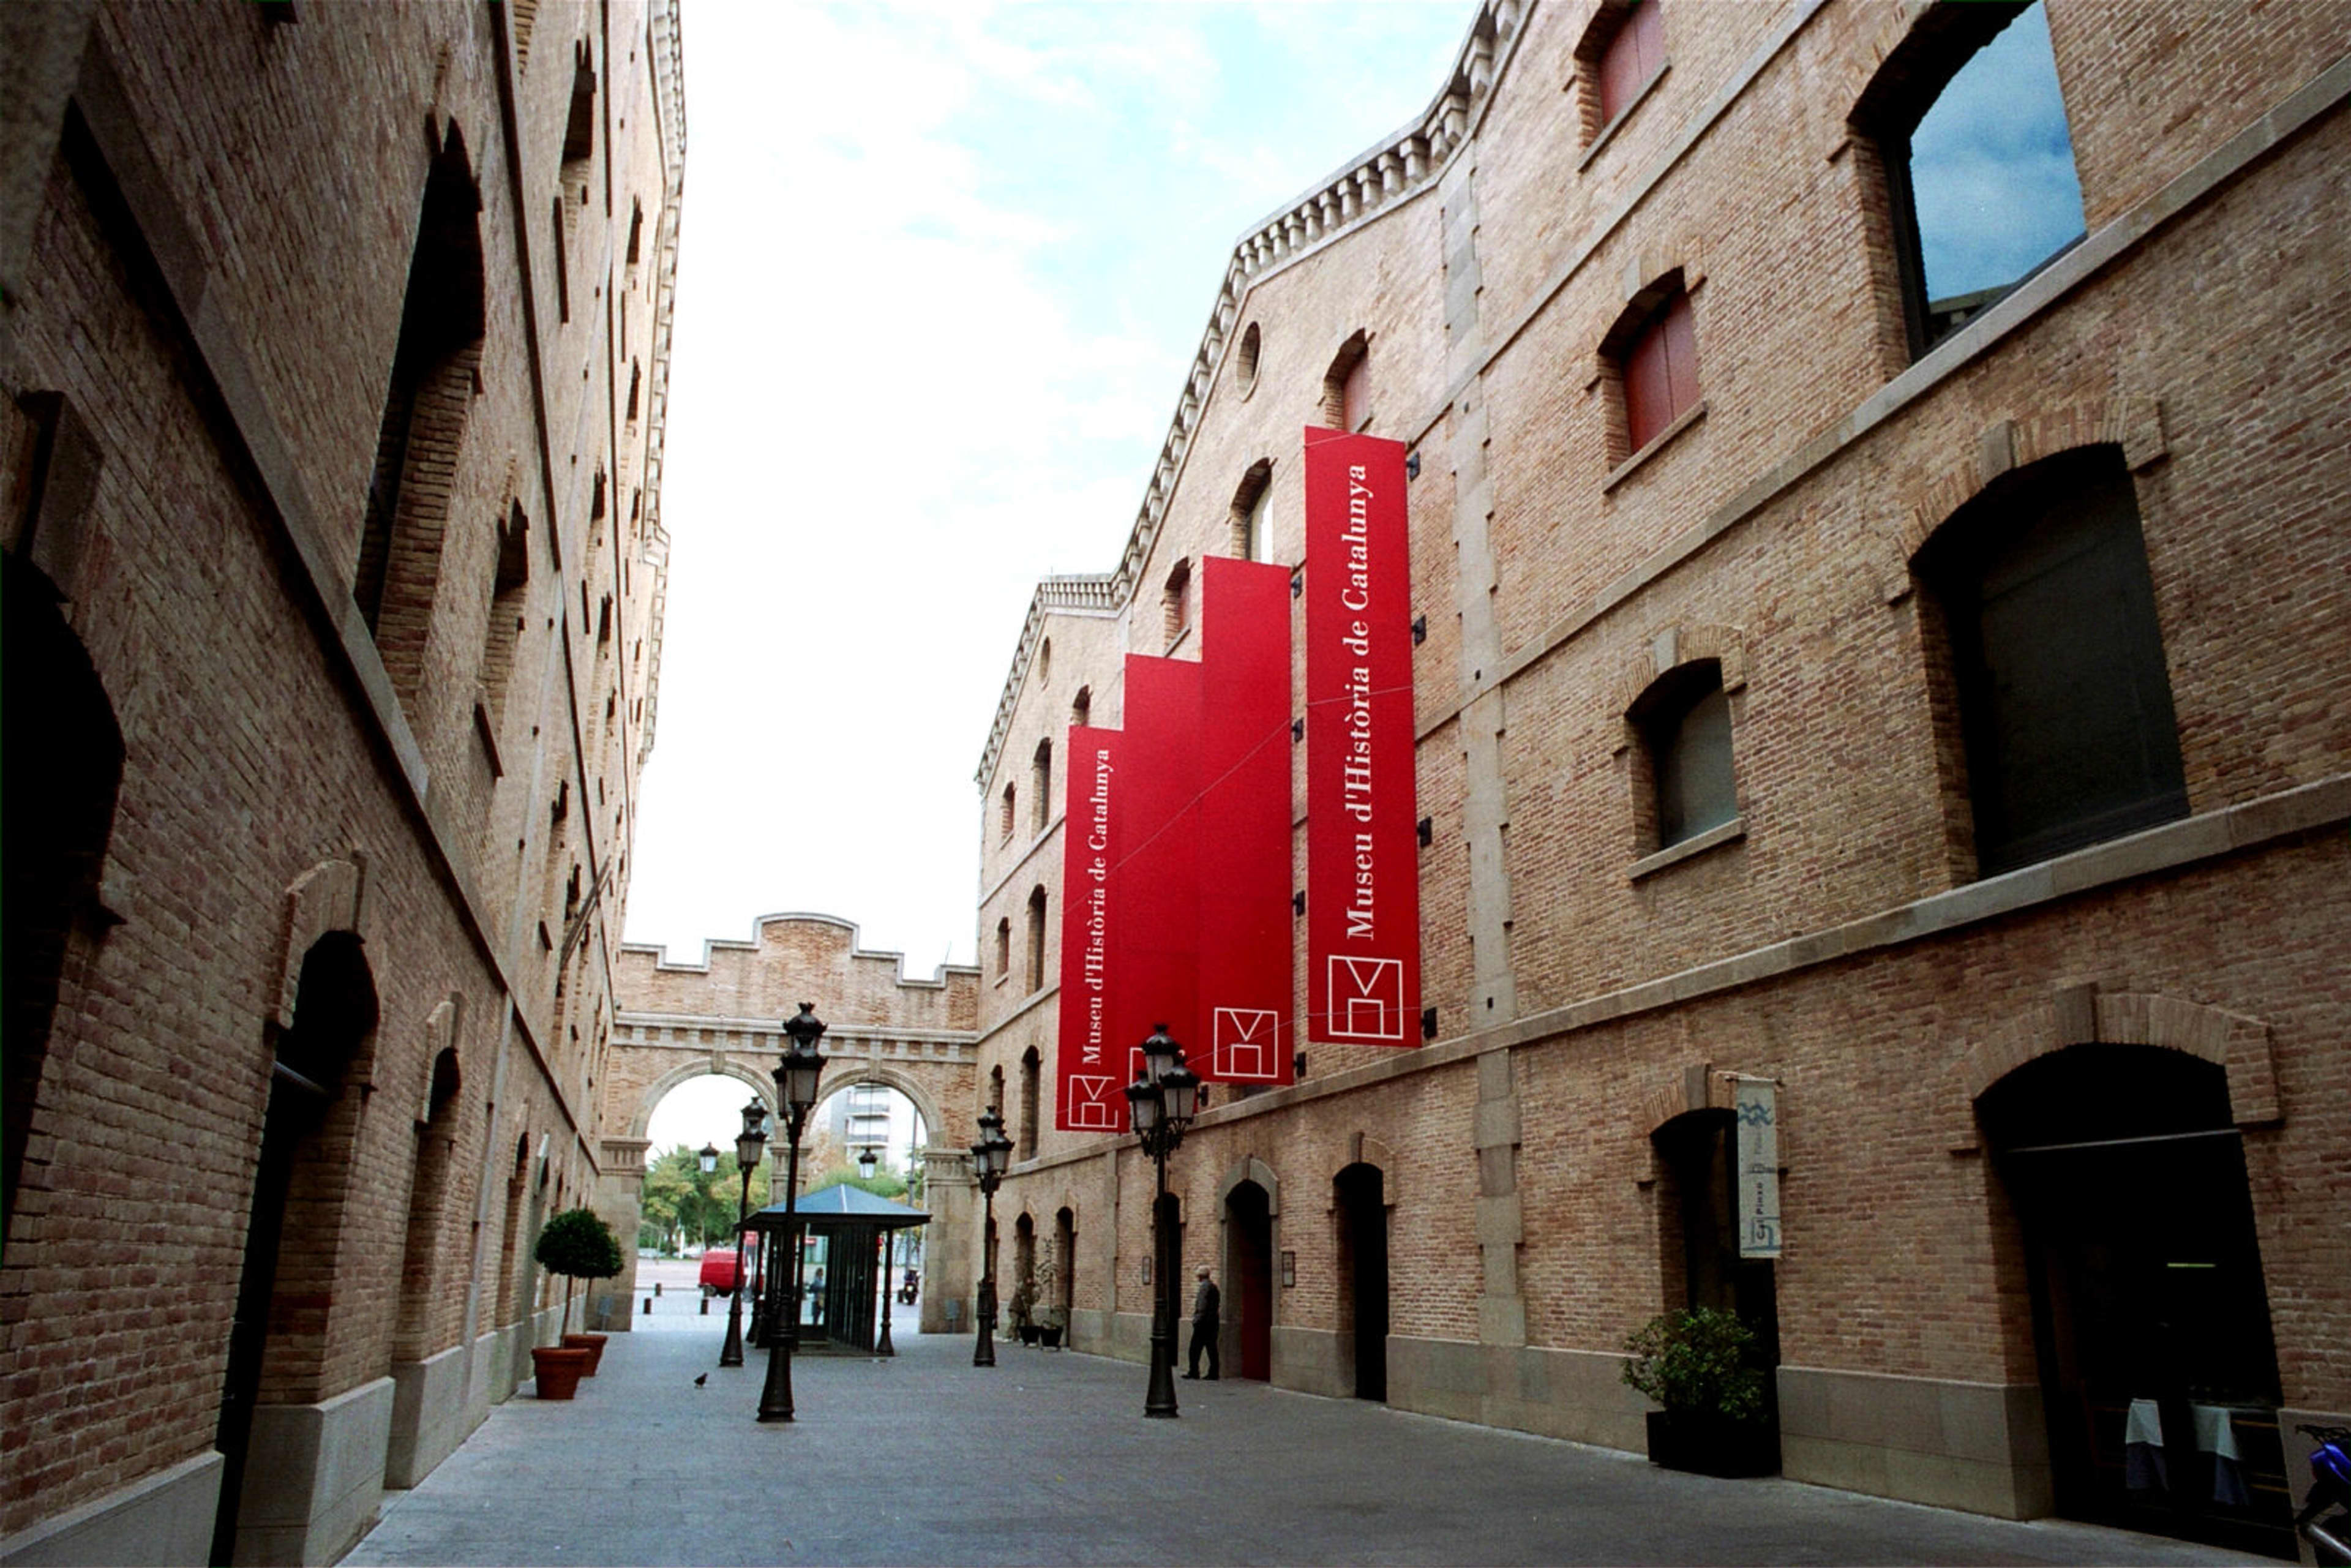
[
  {"left": 999, "top": 782, "right": 1016, "bottom": 844},
  {"left": 2, "top": 553, "right": 124, "bottom": 1247},
  {"left": 1230, "top": 460, "right": 1273, "bottom": 563},
  {"left": 1018, "top": 1048, "right": 1041, "bottom": 1160},
  {"left": 1916, "top": 446, "right": 2184, "bottom": 874},
  {"left": 1162, "top": 558, "right": 1192, "bottom": 650},
  {"left": 1037, "top": 637, "right": 1051, "bottom": 686},
  {"left": 1852, "top": 1, "right": 2084, "bottom": 360},
  {"left": 477, "top": 501, "right": 530, "bottom": 735},
  {"left": 1025, "top": 885, "right": 1048, "bottom": 993},
  {"left": 1630, "top": 660, "right": 1736, "bottom": 852},
  {"left": 1031, "top": 738, "right": 1052, "bottom": 833},
  {"left": 1070, "top": 686, "right": 1092, "bottom": 729},
  {"left": 1321, "top": 332, "right": 1369, "bottom": 431},
  {"left": 356, "top": 126, "right": 486, "bottom": 710},
  {"left": 1577, "top": 0, "right": 1667, "bottom": 143},
  {"left": 1600, "top": 272, "right": 1701, "bottom": 464},
  {"left": 1235, "top": 321, "right": 1262, "bottom": 394}
]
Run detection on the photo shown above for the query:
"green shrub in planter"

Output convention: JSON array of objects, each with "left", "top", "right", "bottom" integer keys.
[
  {"left": 536, "top": 1206, "right": 624, "bottom": 1337},
  {"left": 1620, "top": 1305, "right": 1765, "bottom": 1421}
]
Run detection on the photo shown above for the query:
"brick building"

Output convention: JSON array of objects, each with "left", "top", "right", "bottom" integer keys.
[
  {"left": 972, "top": 0, "right": 2349, "bottom": 1555},
  {"left": 2, "top": 2, "right": 681, "bottom": 1562}
]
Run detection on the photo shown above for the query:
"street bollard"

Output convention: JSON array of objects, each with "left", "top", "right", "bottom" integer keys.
[
  {"left": 654, "top": 1281, "right": 662, "bottom": 1297},
  {"left": 700, "top": 1297, "right": 709, "bottom": 1315},
  {"left": 642, "top": 1296, "right": 652, "bottom": 1315}
]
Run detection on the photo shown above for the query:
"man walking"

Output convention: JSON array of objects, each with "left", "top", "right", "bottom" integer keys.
[{"left": 1183, "top": 1264, "right": 1221, "bottom": 1379}]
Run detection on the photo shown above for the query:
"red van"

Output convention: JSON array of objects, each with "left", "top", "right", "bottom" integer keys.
[{"left": 697, "top": 1248, "right": 740, "bottom": 1297}]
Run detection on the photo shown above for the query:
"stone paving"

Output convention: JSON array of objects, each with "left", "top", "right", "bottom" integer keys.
[{"left": 343, "top": 1288, "right": 2271, "bottom": 1567}]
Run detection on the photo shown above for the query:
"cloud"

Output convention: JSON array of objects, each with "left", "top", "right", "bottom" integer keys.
[
  {"left": 627, "top": 2, "right": 1469, "bottom": 967},
  {"left": 1907, "top": 1, "right": 2086, "bottom": 302}
]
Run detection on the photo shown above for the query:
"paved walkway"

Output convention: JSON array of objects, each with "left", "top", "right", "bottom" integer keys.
[{"left": 345, "top": 1294, "right": 2271, "bottom": 1567}]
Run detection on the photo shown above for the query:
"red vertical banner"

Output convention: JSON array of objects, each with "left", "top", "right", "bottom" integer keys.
[
  {"left": 1110, "top": 654, "right": 1204, "bottom": 1086},
  {"left": 1305, "top": 426, "right": 1419, "bottom": 1048},
  {"left": 1198, "top": 557, "right": 1294, "bottom": 1083},
  {"left": 1057, "top": 729, "right": 1125, "bottom": 1131}
]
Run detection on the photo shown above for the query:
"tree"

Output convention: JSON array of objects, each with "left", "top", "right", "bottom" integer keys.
[
  {"left": 534, "top": 1206, "right": 622, "bottom": 1337},
  {"left": 811, "top": 1163, "right": 909, "bottom": 1201},
  {"left": 639, "top": 1144, "right": 774, "bottom": 1253}
]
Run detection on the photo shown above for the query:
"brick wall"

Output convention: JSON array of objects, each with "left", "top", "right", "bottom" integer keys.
[
  {"left": 972, "top": 0, "right": 2351, "bottom": 1527},
  {"left": 1, "top": 0, "right": 683, "bottom": 1551}
]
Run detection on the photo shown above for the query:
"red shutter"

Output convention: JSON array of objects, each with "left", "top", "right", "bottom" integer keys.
[
  {"left": 1597, "top": 1, "right": 1664, "bottom": 126},
  {"left": 1624, "top": 290, "right": 1698, "bottom": 454}
]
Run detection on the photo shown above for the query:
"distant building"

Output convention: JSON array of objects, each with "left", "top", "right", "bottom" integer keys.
[
  {"left": 2, "top": 2, "right": 681, "bottom": 1562},
  {"left": 970, "top": 1, "right": 2350, "bottom": 1556}
]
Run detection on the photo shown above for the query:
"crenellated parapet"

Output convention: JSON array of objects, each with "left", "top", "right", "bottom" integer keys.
[{"left": 617, "top": 910, "right": 981, "bottom": 1032}]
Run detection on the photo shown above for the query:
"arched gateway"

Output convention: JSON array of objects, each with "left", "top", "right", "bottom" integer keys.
[{"left": 598, "top": 915, "right": 984, "bottom": 1333}]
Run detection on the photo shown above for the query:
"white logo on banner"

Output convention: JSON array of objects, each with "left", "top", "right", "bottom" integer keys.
[
  {"left": 1066, "top": 1077, "right": 1120, "bottom": 1130},
  {"left": 1327, "top": 955, "right": 1404, "bottom": 1040},
  {"left": 1212, "top": 1008, "right": 1279, "bottom": 1079},
  {"left": 1734, "top": 1079, "right": 1781, "bottom": 1259}
]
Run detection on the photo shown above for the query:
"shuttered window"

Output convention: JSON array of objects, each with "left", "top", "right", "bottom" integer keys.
[
  {"left": 1623, "top": 290, "right": 1698, "bottom": 454},
  {"left": 1597, "top": 1, "right": 1665, "bottom": 127},
  {"left": 1925, "top": 448, "right": 2186, "bottom": 873}
]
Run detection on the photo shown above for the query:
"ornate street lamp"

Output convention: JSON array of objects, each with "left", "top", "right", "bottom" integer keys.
[
  {"left": 1125, "top": 1024, "right": 1199, "bottom": 1418},
  {"left": 719, "top": 1098, "right": 768, "bottom": 1368},
  {"left": 968, "top": 1106, "right": 1013, "bottom": 1367},
  {"left": 757, "top": 1003, "right": 827, "bottom": 1423},
  {"left": 857, "top": 1146, "right": 879, "bottom": 1181}
]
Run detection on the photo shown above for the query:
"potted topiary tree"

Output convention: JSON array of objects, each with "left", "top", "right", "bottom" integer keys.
[
  {"left": 1620, "top": 1305, "right": 1778, "bottom": 1476},
  {"left": 533, "top": 1206, "right": 623, "bottom": 1393}
]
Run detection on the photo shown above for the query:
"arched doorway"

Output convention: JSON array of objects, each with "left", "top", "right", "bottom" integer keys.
[
  {"left": 1334, "top": 1163, "right": 1387, "bottom": 1401},
  {"left": 1013, "top": 1211, "right": 1038, "bottom": 1322},
  {"left": 1225, "top": 1180, "right": 1273, "bottom": 1381},
  {"left": 1979, "top": 1044, "right": 2289, "bottom": 1556},
  {"left": 1652, "top": 1107, "right": 1780, "bottom": 1469},
  {"left": 1053, "top": 1206, "right": 1076, "bottom": 1322},
  {"left": 214, "top": 932, "right": 377, "bottom": 1565}
]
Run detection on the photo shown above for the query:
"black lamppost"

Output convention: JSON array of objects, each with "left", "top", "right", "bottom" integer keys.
[
  {"left": 696, "top": 1142, "right": 720, "bottom": 1253},
  {"left": 1125, "top": 1024, "right": 1200, "bottom": 1419},
  {"left": 719, "top": 1099, "right": 768, "bottom": 1368},
  {"left": 757, "top": 1003, "right": 827, "bottom": 1424},
  {"left": 969, "top": 1106, "right": 1012, "bottom": 1367}
]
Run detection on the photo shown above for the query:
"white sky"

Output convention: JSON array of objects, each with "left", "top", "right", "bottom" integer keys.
[{"left": 622, "top": 1, "right": 1474, "bottom": 980}]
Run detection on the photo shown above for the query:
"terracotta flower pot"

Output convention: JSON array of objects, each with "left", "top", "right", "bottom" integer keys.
[
  {"left": 531, "top": 1345, "right": 593, "bottom": 1400},
  {"left": 561, "top": 1332, "right": 609, "bottom": 1375}
]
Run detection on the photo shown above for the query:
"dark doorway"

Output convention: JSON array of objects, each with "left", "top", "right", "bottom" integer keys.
[
  {"left": 1335, "top": 1163, "right": 1388, "bottom": 1401},
  {"left": 1654, "top": 1109, "right": 1780, "bottom": 1468},
  {"left": 212, "top": 932, "right": 376, "bottom": 1566},
  {"left": 1053, "top": 1206, "right": 1076, "bottom": 1321},
  {"left": 1226, "top": 1180, "right": 1273, "bottom": 1381},
  {"left": 2, "top": 552, "right": 124, "bottom": 1250},
  {"left": 1982, "top": 1046, "right": 2291, "bottom": 1558}
]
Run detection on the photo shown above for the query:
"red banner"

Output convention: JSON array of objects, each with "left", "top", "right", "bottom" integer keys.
[
  {"left": 1057, "top": 728, "right": 1126, "bottom": 1131},
  {"left": 1198, "top": 557, "right": 1294, "bottom": 1082},
  {"left": 1305, "top": 426, "right": 1419, "bottom": 1047},
  {"left": 1055, "top": 561, "right": 1295, "bottom": 1128},
  {"left": 1111, "top": 653, "right": 1204, "bottom": 1089}
]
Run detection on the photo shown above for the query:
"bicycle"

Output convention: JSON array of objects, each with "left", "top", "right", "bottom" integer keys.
[{"left": 2294, "top": 1424, "right": 2351, "bottom": 1567}]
